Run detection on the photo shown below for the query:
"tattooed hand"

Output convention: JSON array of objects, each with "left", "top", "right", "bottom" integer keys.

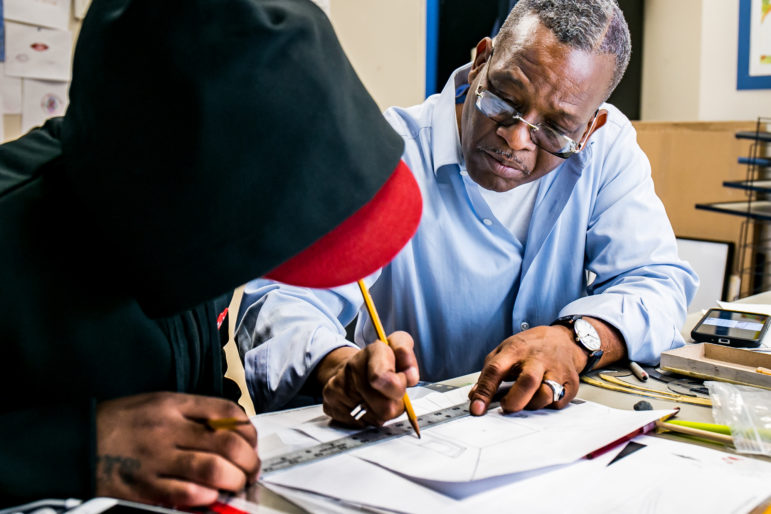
[{"left": 96, "top": 392, "right": 259, "bottom": 507}]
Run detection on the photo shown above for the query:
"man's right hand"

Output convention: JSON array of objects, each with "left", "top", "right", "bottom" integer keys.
[
  {"left": 95, "top": 392, "right": 259, "bottom": 507},
  {"left": 315, "top": 331, "right": 419, "bottom": 426}
]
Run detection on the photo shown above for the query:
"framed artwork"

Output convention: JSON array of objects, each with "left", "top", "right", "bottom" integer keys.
[{"left": 737, "top": 0, "right": 771, "bottom": 89}]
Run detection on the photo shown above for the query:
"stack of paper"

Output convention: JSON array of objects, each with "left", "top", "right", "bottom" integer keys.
[{"left": 248, "top": 385, "right": 771, "bottom": 513}]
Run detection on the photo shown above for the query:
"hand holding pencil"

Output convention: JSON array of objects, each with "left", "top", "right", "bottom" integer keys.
[{"left": 314, "top": 283, "right": 420, "bottom": 433}]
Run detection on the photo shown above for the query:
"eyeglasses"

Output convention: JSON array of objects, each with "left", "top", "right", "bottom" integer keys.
[{"left": 474, "top": 70, "right": 598, "bottom": 159}]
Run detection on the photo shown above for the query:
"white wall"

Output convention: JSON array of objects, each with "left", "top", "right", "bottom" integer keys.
[
  {"left": 327, "top": 0, "right": 426, "bottom": 111},
  {"left": 641, "top": 0, "right": 771, "bottom": 121},
  {"left": 698, "top": 0, "right": 771, "bottom": 120},
  {"left": 1, "top": 0, "right": 426, "bottom": 142},
  {"left": 640, "top": 0, "right": 702, "bottom": 120}
]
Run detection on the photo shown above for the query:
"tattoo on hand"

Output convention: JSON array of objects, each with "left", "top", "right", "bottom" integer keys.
[{"left": 97, "top": 454, "right": 141, "bottom": 485}]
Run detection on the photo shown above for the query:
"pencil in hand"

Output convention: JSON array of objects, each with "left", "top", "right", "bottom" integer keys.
[
  {"left": 357, "top": 279, "right": 421, "bottom": 438},
  {"left": 203, "top": 418, "right": 252, "bottom": 431}
]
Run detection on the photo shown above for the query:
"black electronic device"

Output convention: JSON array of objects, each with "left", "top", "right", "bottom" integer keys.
[{"left": 690, "top": 308, "right": 770, "bottom": 348}]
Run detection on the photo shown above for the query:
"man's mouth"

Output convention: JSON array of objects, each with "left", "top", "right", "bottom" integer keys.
[{"left": 480, "top": 147, "right": 531, "bottom": 176}]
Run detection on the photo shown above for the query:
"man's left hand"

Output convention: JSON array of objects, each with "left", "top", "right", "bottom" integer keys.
[{"left": 468, "top": 320, "right": 625, "bottom": 415}]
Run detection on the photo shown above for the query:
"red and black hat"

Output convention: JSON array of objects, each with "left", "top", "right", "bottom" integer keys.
[{"left": 60, "top": 0, "right": 422, "bottom": 315}]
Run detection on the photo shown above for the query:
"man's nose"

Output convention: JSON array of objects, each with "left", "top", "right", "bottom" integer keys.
[{"left": 495, "top": 116, "right": 538, "bottom": 152}]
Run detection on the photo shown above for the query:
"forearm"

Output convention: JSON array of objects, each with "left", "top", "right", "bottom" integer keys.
[{"left": 236, "top": 279, "right": 364, "bottom": 411}]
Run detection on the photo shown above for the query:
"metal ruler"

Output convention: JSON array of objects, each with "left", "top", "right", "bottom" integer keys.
[{"left": 262, "top": 401, "right": 491, "bottom": 475}]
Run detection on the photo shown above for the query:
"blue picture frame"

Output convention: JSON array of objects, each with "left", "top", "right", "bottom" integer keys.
[
  {"left": 737, "top": 0, "right": 771, "bottom": 89},
  {"left": 0, "top": 0, "right": 5, "bottom": 62}
]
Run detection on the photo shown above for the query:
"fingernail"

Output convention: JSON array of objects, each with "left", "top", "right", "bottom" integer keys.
[{"left": 471, "top": 399, "right": 486, "bottom": 416}]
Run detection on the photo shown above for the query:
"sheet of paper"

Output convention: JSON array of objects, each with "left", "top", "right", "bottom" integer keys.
[
  {"left": 4, "top": 22, "right": 72, "bottom": 81},
  {"left": 572, "top": 435, "right": 771, "bottom": 514},
  {"left": 0, "top": 63, "right": 23, "bottom": 114},
  {"left": 4, "top": 0, "right": 70, "bottom": 30},
  {"left": 352, "top": 400, "right": 671, "bottom": 482},
  {"left": 263, "top": 441, "right": 619, "bottom": 513},
  {"left": 21, "top": 78, "right": 68, "bottom": 133}
]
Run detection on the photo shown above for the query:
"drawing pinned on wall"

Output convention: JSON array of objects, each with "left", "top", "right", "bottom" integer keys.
[
  {"left": 4, "top": 22, "right": 72, "bottom": 82},
  {"left": 0, "top": 63, "right": 23, "bottom": 114},
  {"left": 738, "top": 0, "right": 771, "bottom": 89},
  {"left": 4, "top": 0, "right": 70, "bottom": 31},
  {"left": 21, "top": 78, "right": 68, "bottom": 133}
]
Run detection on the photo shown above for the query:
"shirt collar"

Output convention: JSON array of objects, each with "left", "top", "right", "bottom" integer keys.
[{"left": 430, "top": 64, "right": 471, "bottom": 177}]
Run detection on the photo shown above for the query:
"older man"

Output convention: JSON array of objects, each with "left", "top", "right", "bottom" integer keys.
[{"left": 237, "top": 0, "right": 697, "bottom": 424}]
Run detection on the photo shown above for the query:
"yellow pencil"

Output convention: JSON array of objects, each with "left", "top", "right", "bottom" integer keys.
[
  {"left": 757, "top": 366, "right": 771, "bottom": 376},
  {"left": 204, "top": 417, "right": 252, "bottom": 430},
  {"left": 357, "top": 279, "right": 421, "bottom": 438}
]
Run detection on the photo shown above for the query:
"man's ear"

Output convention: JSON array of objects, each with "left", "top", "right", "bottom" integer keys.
[
  {"left": 583, "top": 109, "right": 608, "bottom": 142},
  {"left": 467, "top": 37, "right": 494, "bottom": 84}
]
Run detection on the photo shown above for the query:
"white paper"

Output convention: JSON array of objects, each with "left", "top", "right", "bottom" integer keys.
[
  {"left": 263, "top": 441, "right": 619, "bottom": 513},
  {"left": 352, "top": 401, "right": 672, "bottom": 482},
  {"left": 4, "top": 0, "right": 71, "bottom": 30},
  {"left": 0, "top": 63, "right": 24, "bottom": 114},
  {"left": 21, "top": 79, "right": 68, "bottom": 133},
  {"left": 256, "top": 387, "right": 771, "bottom": 514},
  {"left": 4, "top": 22, "right": 73, "bottom": 81},
  {"left": 573, "top": 435, "right": 771, "bottom": 514},
  {"left": 74, "top": 0, "right": 92, "bottom": 20}
]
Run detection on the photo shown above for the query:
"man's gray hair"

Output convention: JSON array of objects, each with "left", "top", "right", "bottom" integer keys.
[{"left": 495, "top": 0, "right": 631, "bottom": 99}]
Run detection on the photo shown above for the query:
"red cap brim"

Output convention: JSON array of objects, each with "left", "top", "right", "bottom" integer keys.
[{"left": 264, "top": 160, "right": 421, "bottom": 288}]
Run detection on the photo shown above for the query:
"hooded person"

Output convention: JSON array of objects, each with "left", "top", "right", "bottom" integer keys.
[{"left": 0, "top": 0, "right": 421, "bottom": 507}]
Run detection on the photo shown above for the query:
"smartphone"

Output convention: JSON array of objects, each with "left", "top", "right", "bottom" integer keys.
[{"left": 690, "top": 308, "right": 770, "bottom": 347}]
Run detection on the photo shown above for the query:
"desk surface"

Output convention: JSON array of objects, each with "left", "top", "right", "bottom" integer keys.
[{"left": 251, "top": 291, "right": 771, "bottom": 513}]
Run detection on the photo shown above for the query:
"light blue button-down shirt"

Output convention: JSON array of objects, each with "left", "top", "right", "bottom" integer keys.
[{"left": 236, "top": 65, "right": 698, "bottom": 412}]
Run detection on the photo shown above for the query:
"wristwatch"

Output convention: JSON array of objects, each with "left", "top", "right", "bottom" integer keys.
[{"left": 551, "top": 315, "right": 604, "bottom": 375}]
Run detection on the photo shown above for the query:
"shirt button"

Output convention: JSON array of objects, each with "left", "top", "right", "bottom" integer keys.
[
  {"left": 483, "top": 218, "right": 493, "bottom": 226},
  {"left": 520, "top": 321, "right": 530, "bottom": 331},
  {"left": 460, "top": 170, "right": 468, "bottom": 176}
]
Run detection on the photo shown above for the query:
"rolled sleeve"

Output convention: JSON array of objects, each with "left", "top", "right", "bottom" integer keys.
[{"left": 235, "top": 278, "right": 368, "bottom": 412}]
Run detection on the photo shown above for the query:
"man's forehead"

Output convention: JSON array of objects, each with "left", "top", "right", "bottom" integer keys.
[
  {"left": 491, "top": 17, "right": 614, "bottom": 114},
  {"left": 501, "top": 12, "right": 542, "bottom": 52}
]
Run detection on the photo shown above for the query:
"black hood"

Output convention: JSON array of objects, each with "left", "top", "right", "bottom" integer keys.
[{"left": 60, "top": 0, "right": 404, "bottom": 315}]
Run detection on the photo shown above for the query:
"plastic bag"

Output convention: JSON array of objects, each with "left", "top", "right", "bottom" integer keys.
[{"left": 706, "top": 380, "right": 771, "bottom": 456}]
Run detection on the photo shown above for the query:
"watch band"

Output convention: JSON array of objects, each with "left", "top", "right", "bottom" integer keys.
[{"left": 551, "top": 315, "right": 604, "bottom": 375}]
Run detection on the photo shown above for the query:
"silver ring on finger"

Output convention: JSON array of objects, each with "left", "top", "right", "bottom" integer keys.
[
  {"left": 543, "top": 379, "right": 566, "bottom": 403},
  {"left": 350, "top": 403, "right": 367, "bottom": 420}
]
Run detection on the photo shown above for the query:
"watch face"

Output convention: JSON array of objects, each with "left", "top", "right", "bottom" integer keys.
[{"left": 574, "top": 318, "right": 601, "bottom": 351}]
